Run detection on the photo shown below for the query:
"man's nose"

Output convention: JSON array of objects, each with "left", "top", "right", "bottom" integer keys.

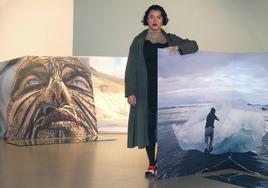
[{"left": 43, "top": 75, "right": 71, "bottom": 107}]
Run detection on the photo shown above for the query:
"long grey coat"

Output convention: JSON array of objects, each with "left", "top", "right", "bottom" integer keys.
[{"left": 125, "top": 29, "right": 198, "bottom": 148}]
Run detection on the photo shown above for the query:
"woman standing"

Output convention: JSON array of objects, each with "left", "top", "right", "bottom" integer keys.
[{"left": 125, "top": 4, "right": 198, "bottom": 176}]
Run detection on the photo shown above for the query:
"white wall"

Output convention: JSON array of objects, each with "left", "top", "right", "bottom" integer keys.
[
  {"left": 73, "top": 0, "right": 268, "bottom": 57},
  {"left": 0, "top": 0, "right": 267, "bottom": 61},
  {"left": 0, "top": 0, "right": 73, "bottom": 62}
]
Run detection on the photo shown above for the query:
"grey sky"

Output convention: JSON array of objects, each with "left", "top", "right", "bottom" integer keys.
[{"left": 158, "top": 49, "right": 268, "bottom": 107}]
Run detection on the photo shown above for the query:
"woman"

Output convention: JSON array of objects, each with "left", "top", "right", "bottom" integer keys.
[{"left": 125, "top": 4, "right": 198, "bottom": 176}]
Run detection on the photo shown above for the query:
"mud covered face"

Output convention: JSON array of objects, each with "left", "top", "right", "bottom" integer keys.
[{"left": 4, "top": 56, "right": 97, "bottom": 140}]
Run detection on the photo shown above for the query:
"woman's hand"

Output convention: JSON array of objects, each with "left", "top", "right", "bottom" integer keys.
[
  {"left": 127, "top": 95, "right": 136, "bottom": 106},
  {"left": 168, "top": 45, "right": 179, "bottom": 55}
]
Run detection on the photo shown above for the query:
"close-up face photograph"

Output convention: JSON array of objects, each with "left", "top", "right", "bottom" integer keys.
[{"left": 4, "top": 56, "right": 98, "bottom": 141}]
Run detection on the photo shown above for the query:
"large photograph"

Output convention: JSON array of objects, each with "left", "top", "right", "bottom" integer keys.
[
  {"left": 89, "top": 56, "right": 128, "bottom": 133},
  {"left": 157, "top": 50, "right": 268, "bottom": 178},
  {"left": 0, "top": 56, "right": 98, "bottom": 145}
]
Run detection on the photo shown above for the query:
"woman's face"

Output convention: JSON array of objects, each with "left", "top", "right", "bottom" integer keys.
[{"left": 147, "top": 10, "right": 163, "bottom": 32}]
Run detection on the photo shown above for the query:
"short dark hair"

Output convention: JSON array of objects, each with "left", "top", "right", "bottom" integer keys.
[{"left": 142, "top": 5, "right": 169, "bottom": 26}]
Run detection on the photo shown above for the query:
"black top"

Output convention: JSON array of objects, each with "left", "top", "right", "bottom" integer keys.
[
  {"left": 205, "top": 113, "right": 218, "bottom": 128},
  {"left": 143, "top": 40, "right": 168, "bottom": 111}
]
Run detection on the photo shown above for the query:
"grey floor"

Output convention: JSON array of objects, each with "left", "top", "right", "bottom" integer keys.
[{"left": 0, "top": 134, "right": 250, "bottom": 188}]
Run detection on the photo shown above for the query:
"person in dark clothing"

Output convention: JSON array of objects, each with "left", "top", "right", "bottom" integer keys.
[
  {"left": 125, "top": 4, "right": 198, "bottom": 176},
  {"left": 204, "top": 107, "right": 220, "bottom": 153}
]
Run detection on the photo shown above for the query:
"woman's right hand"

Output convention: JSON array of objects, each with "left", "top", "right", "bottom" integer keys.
[{"left": 127, "top": 95, "right": 136, "bottom": 106}]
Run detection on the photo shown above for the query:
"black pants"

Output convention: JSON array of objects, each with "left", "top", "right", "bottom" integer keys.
[{"left": 146, "top": 109, "right": 157, "bottom": 166}]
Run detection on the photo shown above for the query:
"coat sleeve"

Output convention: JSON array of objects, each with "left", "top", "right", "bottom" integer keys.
[
  {"left": 124, "top": 39, "right": 138, "bottom": 97},
  {"left": 168, "top": 33, "right": 199, "bottom": 55}
]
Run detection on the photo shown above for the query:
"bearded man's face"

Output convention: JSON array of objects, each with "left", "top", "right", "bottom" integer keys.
[{"left": 4, "top": 56, "right": 97, "bottom": 140}]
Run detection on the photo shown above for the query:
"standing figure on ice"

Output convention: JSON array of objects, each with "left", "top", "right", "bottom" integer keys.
[{"left": 204, "top": 107, "right": 220, "bottom": 153}]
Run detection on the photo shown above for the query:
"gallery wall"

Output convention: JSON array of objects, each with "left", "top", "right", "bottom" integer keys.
[
  {"left": 0, "top": 0, "right": 267, "bottom": 62},
  {"left": 0, "top": 0, "right": 73, "bottom": 62},
  {"left": 73, "top": 0, "right": 268, "bottom": 57}
]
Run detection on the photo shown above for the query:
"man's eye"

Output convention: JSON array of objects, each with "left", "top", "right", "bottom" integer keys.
[
  {"left": 25, "top": 78, "right": 41, "bottom": 87},
  {"left": 20, "top": 74, "right": 43, "bottom": 89},
  {"left": 72, "top": 80, "right": 87, "bottom": 89},
  {"left": 67, "top": 76, "right": 90, "bottom": 91}
]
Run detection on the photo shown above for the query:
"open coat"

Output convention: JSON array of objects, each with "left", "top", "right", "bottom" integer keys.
[{"left": 125, "top": 29, "right": 198, "bottom": 148}]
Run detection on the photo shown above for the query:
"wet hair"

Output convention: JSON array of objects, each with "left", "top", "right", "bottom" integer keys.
[{"left": 142, "top": 5, "right": 169, "bottom": 26}]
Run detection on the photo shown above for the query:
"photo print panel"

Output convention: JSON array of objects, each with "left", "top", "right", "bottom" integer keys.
[
  {"left": 88, "top": 56, "right": 128, "bottom": 133},
  {"left": 0, "top": 56, "right": 98, "bottom": 145},
  {"left": 157, "top": 50, "right": 268, "bottom": 179}
]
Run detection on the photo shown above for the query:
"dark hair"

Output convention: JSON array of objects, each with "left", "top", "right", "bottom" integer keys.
[
  {"left": 210, "top": 107, "right": 216, "bottom": 114},
  {"left": 142, "top": 5, "right": 169, "bottom": 26}
]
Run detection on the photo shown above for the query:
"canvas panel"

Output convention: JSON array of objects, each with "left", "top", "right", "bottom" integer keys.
[
  {"left": 157, "top": 50, "right": 268, "bottom": 178},
  {"left": 0, "top": 56, "right": 98, "bottom": 145}
]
